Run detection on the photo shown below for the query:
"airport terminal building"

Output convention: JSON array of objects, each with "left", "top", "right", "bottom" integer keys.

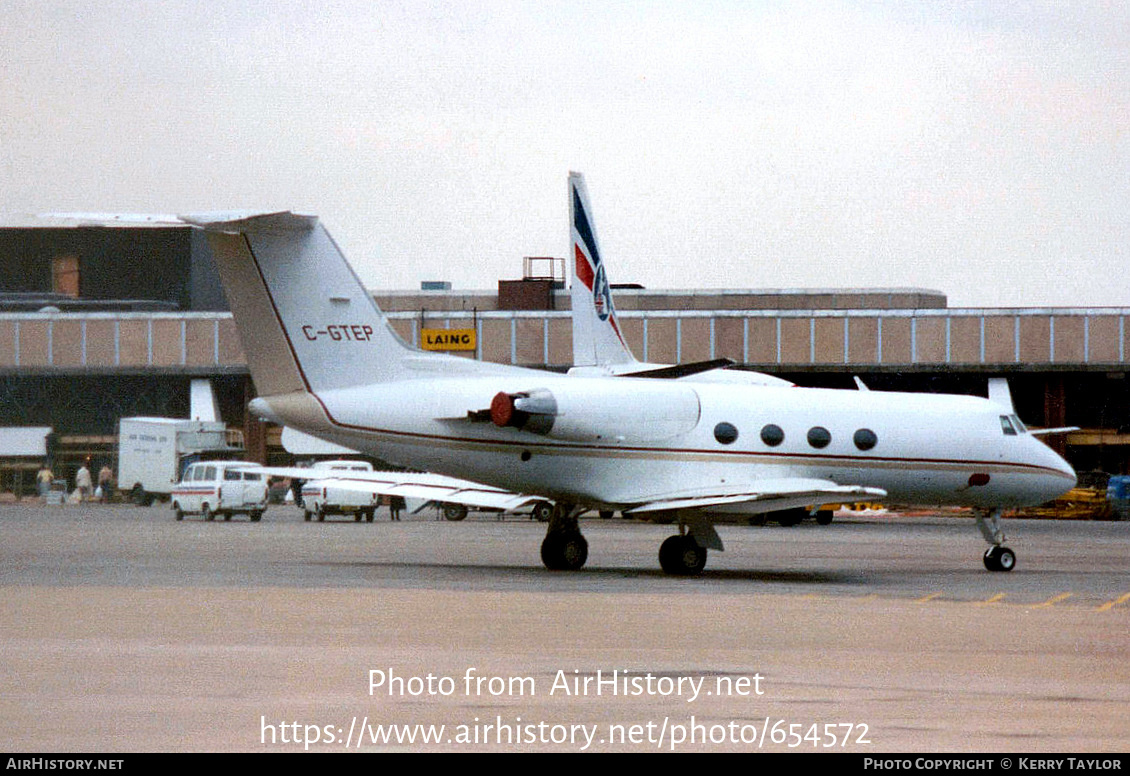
[{"left": 1, "top": 218, "right": 1127, "bottom": 493}]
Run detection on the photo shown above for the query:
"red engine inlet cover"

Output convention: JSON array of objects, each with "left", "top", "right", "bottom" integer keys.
[{"left": 490, "top": 392, "right": 516, "bottom": 427}]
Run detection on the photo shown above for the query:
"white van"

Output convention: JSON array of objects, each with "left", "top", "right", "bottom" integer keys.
[
  {"left": 298, "top": 460, "right": 379, "bottom": 522},
  {"left": 171, "top": 461, "right": 268, "bottom": 522}
]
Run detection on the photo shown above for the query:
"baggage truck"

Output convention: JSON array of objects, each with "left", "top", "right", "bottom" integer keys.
[{"left": 117, "top": 417, "right": 242, "bottom": 505}]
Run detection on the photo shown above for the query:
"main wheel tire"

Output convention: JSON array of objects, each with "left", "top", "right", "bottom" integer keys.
[
  {"left": 365, "top": 509, "right": 375, "bottom": 523},
  {"left": 250, "top": 511, "right": 263, "bottom": 523},
  {"left": 443, "top": 503, "right": 469, "bottom": 521},
  {"left": 174, "top": 504, "right": 184, "bottom": 522},
  {"left": 202, "top": 504, "right": 213, "bottom": 522},
  {"left": 541, "top": 532, "right": 588, "bottom": 571},
  {"left": 598, "top": 510, "right": 614, "bottom": 519},
  {"left": 303, "top": 510, "right": 312, "bottom": 522},
  {"left": 775, "top": 508, "right": 804, "bottom": 527},
  {"left": 316, "top": 506, "right": 325, "bottom": 522},
  {"left": 532, "top": 502, "right": 553, "bottom": 523},
  {"left": 659, "top": 535, "right": 708, "bottom": 576},
  {"left": 223, "top": 512, "right": 232, "bottom": 522},
  {"left": 815, "top": 510, "right": 834, "bottom": 525}
]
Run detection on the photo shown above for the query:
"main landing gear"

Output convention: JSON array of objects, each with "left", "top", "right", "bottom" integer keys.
[
  {"left": 976, "top": 507, "right": 1016, "bottom": 572},
  {"left": 537, "top": 505, "right": 716, "bottom": 576},
  {"left": 540, "top": 503, "right": 588, "bottom": 571}
]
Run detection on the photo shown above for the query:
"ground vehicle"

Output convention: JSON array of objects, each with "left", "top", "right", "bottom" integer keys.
[
  {"left": 1108, "top": 475, "right": 1130, "bottom": 520},
  {"left": 118, "top": 418, "right": 243, "bottom": 505},
  {"left": 171, "top": 461, "right": 268, "bottom": 521},
  {"left": 299, "top": 460, "right": 381, "bottom": 522}
]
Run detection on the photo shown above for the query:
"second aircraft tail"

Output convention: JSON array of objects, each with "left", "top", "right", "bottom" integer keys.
[{"left": 569, "top": 172, "right": 637, "bottom": 368}]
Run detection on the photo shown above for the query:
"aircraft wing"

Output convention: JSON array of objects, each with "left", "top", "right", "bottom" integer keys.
[
  {"left": 623, "top": 478, "right": 887, "bottom": 516},
  {"left": 256, "top": 467, "right": 544, "bottom": 512},
  {"left": 1028, "top": 426, "right": 1080, "bottom": 437}
]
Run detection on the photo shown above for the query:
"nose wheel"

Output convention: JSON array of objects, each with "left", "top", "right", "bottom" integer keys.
[
  {"left": 976, "top": 507, "right": 1017, "bottom": 572},
  {"left": 983, "top": 545, "right": 1016, "bottom": 572}
]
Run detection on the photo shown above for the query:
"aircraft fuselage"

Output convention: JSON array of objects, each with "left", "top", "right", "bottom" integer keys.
[{"left": 253, "top": 371, "right": 1075, "bottom": 513}]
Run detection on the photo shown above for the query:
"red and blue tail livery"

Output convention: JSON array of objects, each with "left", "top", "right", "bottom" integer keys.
[{"left": 569, "top": 172, "right": 630, "bottom": 365}]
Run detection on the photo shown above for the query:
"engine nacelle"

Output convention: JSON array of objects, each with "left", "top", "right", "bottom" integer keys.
[{"left": 489, "top": 382, "right": 701, "bottom": 443}]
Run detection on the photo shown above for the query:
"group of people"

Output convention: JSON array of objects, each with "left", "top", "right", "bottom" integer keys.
[{"left": 36, "top": 460, "right": 114, "bottom": 502}]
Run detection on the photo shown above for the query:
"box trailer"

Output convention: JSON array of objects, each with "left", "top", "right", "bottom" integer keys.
[{"left": 117, "top": 417, "right": 242, "bottom": 505}]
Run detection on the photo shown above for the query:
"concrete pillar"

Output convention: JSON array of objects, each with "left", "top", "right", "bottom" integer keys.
[
  {"left": 1043, "top": 376, "right": 1068, "bottom": 456},
  {"left": 242, "top": 378, "right": 267, "bottom": 464}
]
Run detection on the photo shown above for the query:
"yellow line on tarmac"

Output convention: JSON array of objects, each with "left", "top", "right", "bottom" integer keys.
[
  {"left": 916, "top": 592, "right": 943, "bottom": 603},
  {"left": 976, "top": 593, "right": 1006, "bottom": 605},
  {"left": 1033, "top": 593, "right": 1072, "bottom": 608},
  {"left": 1096, "top": 592, "right": 1130, "bottom": 612}
]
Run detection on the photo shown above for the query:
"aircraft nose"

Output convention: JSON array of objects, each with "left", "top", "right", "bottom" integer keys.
[
  {"left": 1059, "top": 456, "right": 1077, "bottom": 486},
  {"left": 1035, "top": 439, "right": 1076, "bottom": 496}
]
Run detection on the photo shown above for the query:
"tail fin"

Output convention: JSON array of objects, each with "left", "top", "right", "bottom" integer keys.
[
  {"left": 183, "top": 211, "right": 416, "bottom": 395},
  {"left": 569, "top": 172, "right": 636, "bottom": 367}
]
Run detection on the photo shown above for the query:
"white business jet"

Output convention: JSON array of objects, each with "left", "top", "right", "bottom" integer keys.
[{"left": 183, "top": 198, "right": 1075, "bottom": 576}]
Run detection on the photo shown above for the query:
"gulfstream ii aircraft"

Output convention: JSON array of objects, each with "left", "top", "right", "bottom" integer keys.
[{"left": 184, "top": 198, "right": 1075, "bottom": 576}]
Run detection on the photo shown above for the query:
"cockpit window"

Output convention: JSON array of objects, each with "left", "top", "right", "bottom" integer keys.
[{"left": 1000, "top": 415, "right": 1017, "bottom": 436}]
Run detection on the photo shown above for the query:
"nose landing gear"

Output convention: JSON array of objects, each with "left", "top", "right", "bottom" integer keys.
[{"left": 976, "top": 507, "right": 1016, "bottom": 572}]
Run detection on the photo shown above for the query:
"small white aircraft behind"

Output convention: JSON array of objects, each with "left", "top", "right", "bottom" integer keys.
[
  {"left": 183, "top": 192, "right": 1075, "bottom": 576},
  {"left": 566, "top": 172, "right": 792, "bottom": 388}
]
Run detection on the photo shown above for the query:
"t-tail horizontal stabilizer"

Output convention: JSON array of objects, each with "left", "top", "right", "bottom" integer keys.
[
  {"left": 617, "top": 358, "right": 736, "bottom": 379},
  {"left": 181, "top": 210, "right": 423, "bottom": 395}
]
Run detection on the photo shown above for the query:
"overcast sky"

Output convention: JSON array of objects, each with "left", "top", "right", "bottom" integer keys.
[{"left": 2, "top": 1, "right": 1127, "bottom": 307}]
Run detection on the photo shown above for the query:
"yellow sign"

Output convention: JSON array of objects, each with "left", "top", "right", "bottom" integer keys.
[{"left": 421, "top": 328, "right": 476, "bottom": 351}]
